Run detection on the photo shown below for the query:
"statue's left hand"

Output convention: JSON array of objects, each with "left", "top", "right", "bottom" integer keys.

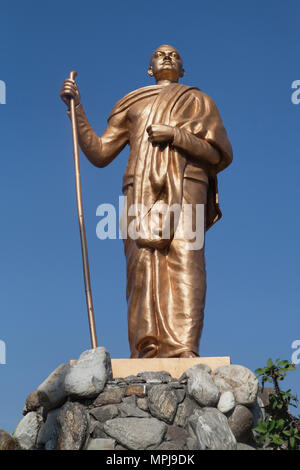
[{"left": 146, "top": 124, "right": 174, "bottom": 144}]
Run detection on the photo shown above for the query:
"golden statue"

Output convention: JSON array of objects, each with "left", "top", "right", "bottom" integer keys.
[{"left": 60, "top": 45, "right": 233, "bottom": 359}]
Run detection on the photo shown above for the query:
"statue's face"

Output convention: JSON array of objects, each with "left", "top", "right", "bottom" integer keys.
[{"left": 148, "top": 45, "right": 184, "bottom": 81}]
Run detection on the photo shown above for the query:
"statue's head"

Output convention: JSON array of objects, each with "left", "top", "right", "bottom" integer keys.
[{"left": 148, "top": 44, "right": 185, "bottom": 82}]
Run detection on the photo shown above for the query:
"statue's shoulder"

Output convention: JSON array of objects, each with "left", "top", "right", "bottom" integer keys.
[
  {"left": 184, "top": 86, "right": 217, "bottom": 107},
  {"left": 109, "top": 85, "right": 160, "bottom": 119}
]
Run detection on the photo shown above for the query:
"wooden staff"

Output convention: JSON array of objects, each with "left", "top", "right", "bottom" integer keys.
[{"left": 68, "top": 70, "right": 98, "bottom": 349}]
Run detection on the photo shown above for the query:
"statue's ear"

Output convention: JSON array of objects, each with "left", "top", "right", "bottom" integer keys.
[
  {"left": 148, "top": 66, "right": 154, "bottom": 77},
  {"left": 180, "top": 68, "right": 185, "bottom": 78}
]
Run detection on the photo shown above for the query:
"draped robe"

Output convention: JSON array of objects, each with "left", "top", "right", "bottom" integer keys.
[{"left": 73, "top": 83, "right": 233, "bottom": 358}]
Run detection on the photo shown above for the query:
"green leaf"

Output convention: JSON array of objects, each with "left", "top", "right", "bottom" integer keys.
[
  {"left": 269, "top": 420, "right": 276, "bottom": 432},
  {"left": 255, "top": 425, "right": 267, "bottom": 434},
  {"left": 272, "top": 434, "right": 283, "bottom": 445},
  {"left": 276, "top": 419, "right": 285, "bottom": 431},
  {"left": 289, "top": 437, "right": 295, "bottom": 449},
  {"left": 277, "top": 360, "right": 289, "bottom": 367},
  {"left": 267, "top": 358, "right": 274, "bottom": 368}
]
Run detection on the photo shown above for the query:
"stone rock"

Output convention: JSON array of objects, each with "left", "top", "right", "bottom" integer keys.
[
  {"left": 186, "top": 368, "right": 220, "bottom": 407},
  {"left": 115, "top": 444, "right": 128, "bottom": 450},
  {"left": 107, "top": 378, "right": 127, "bottom": 385},
  {"left": 90, "top": 404, "right": 118, "bottom": 422},
  {"left": 88, "top": 416, "right": 97, "bottom": 434},
  {"left": 169, "top": 381, "right": 185, "bottom": 388},
  {"left": 179, "top": 363, "right": 211, "bottom": 382},
  {"left": 165, "top": 425, "right": 188, "bottom": 448},
  {"left": 93, "top": 387, "right": 124, "bottom": 406},
  {"left": 186, "top": 437, "right": 199, "bottom": 450},
  {"left": 257, "top": 386, "right": 274, "bottom": 408},
  {"left": 251, "top": 396, "right": 265, "bottom": 428},
  {"left": 37, "top": 363, "right": 70, "bottom": 410},
  {"left": 137, "top": 398, "right": 149, "bottom": 411},
  {"left": 14, "top": 411, "right": 42, "bottom": 449},
  {"left": 64, "top": 347, "right": 112, "bottom": 399},
  {"left": 188, "top": 408, "right": 237, "bottom": 450},
  {"left": 174, "top": 396, "right": 200, "bottom": 428},
  {"left": 237, "top": 442, "right": 256, "bottom": 450},
  {"left": 86, "top": 438, "right": 115, "bottom": 450},
  {"left": 37, "top": 409, "right": 60, "bottom": 449},
  {"left": 56, "top": 402, "right": 89, "bottom": 450},
  {"left": 104, "top": 417, "right": 167, "bottom": 450},
  {"left": 217, "top": 391, "right": 236, "bottom": 414},
  {"left": 156, "top": 441, "right": 186, "bottom": 450},
  {"left": 118, "top": 395, "right": 149, "bottom": 418},
  {"left": 174, "top": 389, "right": 186, "bottom": 403},
  {"left": 148, "top": 385, "right": 179, "bottom": 423},
  {"left": 25, "top": 390, "right": 50, "bottom": 413},
  {"left": 137, "top": 371, "right": 172, "bottom": 383},
  {"left": 212, "top": 365, "right": 258, "bottom": 406},
  {"left": 228, "top": 405, "right": 254, "bottom": 443},
  {"left": 124, "top": 375, "right": 146, "bottom": 384},
  {"left": 0, "top": 430, "right": 20, "bottom": 450},
  {"left": 125, "top": 384, "right": 147, "bottom": 398},
  {"left": 90, "top": 420, "right": 110, "bottom": 439},
  {"left": 178, "top": 377, "right": 188, "bottom": 384}
]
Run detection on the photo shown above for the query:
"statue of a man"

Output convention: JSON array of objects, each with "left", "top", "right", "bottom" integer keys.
[{"left": 60, "top": 45, "right": 233, "bottom": 359}]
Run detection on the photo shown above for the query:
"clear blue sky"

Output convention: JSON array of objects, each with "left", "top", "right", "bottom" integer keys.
[{"left": 0, "top": 0, "right": 299, "bottom": 432}]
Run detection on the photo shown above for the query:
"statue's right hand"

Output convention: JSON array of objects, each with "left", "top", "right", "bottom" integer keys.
[{"left": 60, "top": 78, "right": 81, "bottom": 108}]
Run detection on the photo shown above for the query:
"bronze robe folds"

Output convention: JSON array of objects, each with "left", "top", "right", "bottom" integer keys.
[{"left": 74, "top": 83, "right": 232, "bottom": 358}]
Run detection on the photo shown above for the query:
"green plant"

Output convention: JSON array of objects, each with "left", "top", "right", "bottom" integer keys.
[{"left": 254, "top": 358, "right": 300, "bottom": 450}]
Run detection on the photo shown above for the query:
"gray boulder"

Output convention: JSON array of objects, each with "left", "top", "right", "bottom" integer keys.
[
  {"left": 148, "top": 384, "right": 179, "bottom": 423},
  {"left": 156, "top": 440, "right": 186, "bottom": 450},
  {"left": 25, "top": 390, "right": 50, "bottom": 413},
  {"left": 90, "top": 404, "right": 119, "bottom": 422},
  {"left": 212, "top": 365, "right": 258, "bottom": 406},
  {"left": 37, "top": 408, "right": 60, "bottom": 449},
  {"left": 174, "top": 396, "right": 200, "bottom": 428},
  {"left": 86, "top": 438, "right": 115, "bottom": 450},
  {"left": 228, "top": 405, "right": 254, "bottom": 443},
  {"left": 93, "top": 387, "right": 124, "bottom": 406},
  {"left": 237, "top": 442, "right": 256, "bottom": 450},
  {"left": 186, "top": 367, "right": 220, "bottom": 407},
  {"left": 56, "top": 402, "right": 89, "bottom": 450},
  {"left": 104, "top": 417, "right": 167, "bottom": 450},
  {"left": 14, "top": 411, "right": 42, "bottom": 449},
  {"left": 137, "top": 397, "right": 149, "bottom": 411},
  {"left": 137, "top": 371, "right": 172, "bottom": 383},
  {"left": 118, "top": 395, "right": 149, "bottom": 418},
  {"left": 251, "top": 396, "right": 265, "bottom": 428},
  {"left": 217, "top": 391, "right": 236, "bottom": 414},
  {"left": 179, "top": 363, "right": 212, "bottom": 381},
  {"left": 188, "top": 408, "right": 237, "bottom": 450},
  {"left": 64, "top": 347, "right": 112, "bottom": 399},
  {"left": 37, "top": 363, "right": 70, "bottom": 409},
  {"left": 90, "top": 421, "right": 110, "bottom": 439},
  {"left": 165, "top": 425, "right": 188, "bottom": 448}
]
